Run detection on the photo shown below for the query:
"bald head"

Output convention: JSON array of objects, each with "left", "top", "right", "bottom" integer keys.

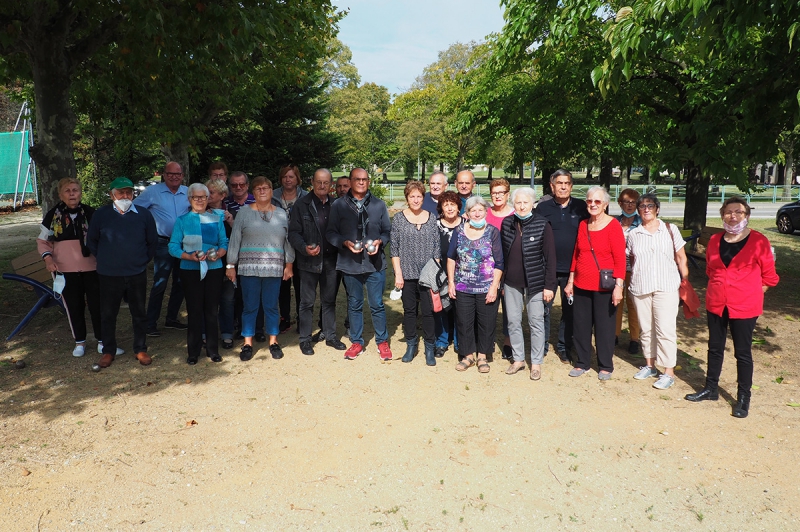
[{"left": 455, "top": 170, "right": 475, "bottom": 198}]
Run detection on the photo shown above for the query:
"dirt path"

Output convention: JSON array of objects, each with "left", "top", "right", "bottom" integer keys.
[{"left": 1, "top": 213, "right": 799, "bottom": 530}]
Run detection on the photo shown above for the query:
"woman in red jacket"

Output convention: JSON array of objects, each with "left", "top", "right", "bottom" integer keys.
[
  {"left": 685, "top": 197, "right": 779, "bottom": 418},
  {"left": 564, "top": 186, "right": 626, "bottom": 380}
]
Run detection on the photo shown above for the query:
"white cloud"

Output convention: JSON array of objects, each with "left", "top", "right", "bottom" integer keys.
[{"left": 334, "top": 0, "right": 505, "bottom": 95}]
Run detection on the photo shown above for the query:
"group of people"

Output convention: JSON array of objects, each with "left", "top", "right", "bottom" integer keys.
[{"left": 38, "top": 165, "right": 778, "bottom": 419}]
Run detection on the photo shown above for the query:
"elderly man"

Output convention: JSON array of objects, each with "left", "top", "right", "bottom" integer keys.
[
  {"left": 534, "top": 169, "right": 589, "bottom": 363},
  {"left": 87, "top": 177, "right": 158, "bottom": 368},
  {"left": 327, "top": 168, "right": 392, "bottom": 361},
  {"left": 422, "top": 171, "right": 449, "bottom": 214},
  {"left": 335, "top": 175, "right": 350, "bottom": 198},
  {"left": 134, "top": 161, "right": 190, "bottom": 336},
  {"left": 289, "top": 168, "right": 347, "bottom": 355},
  {"left": 224, "top": 171, "right": 254, "bottom": 216},
  {"left": 455, "top": 170, "right": 476, "bottom": 214}
]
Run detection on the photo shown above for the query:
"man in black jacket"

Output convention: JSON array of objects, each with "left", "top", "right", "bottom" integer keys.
[
  {"left": 534, "top": 169, "right": 589, "bottom": 363},
  {"left": 289, "top": 168, "right": 346, "bottom": 355}
]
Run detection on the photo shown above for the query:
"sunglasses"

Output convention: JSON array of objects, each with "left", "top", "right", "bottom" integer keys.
[
  {"left": 586, "top": 199, "right": 604, "bottom": 205},
  {"left": 638, "top": 204, "right": 657, "bottom": 211}
]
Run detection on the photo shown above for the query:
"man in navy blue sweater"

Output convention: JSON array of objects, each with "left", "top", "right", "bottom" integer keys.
[{"left": 87, "top": 177, "right": 158, "bottom": 368}]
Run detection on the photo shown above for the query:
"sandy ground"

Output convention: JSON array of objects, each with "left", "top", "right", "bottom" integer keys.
[{"left": 1, "top": 210, "right": 799, "bottom": 531}]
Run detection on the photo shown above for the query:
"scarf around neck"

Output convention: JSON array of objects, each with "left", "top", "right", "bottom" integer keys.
[{"left": 47, "top": 202, "right": 91, "bottom": 257}]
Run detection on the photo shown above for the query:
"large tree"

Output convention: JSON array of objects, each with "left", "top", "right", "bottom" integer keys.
[{"left": 0, "top": 1, "right": 339, "bottom": 210}]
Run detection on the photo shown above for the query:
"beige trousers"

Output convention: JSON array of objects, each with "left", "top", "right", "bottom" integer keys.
[{"left": 631, "top": 290, "right": 680, "bottom": 369}]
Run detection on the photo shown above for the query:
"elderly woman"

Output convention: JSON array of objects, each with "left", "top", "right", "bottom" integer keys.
[
  {"left": 274, "top": 164, "right": 307, "bottom": 333},
  {"left": 615, "top": 188, "right": 642, "bottom": 353},
  {"left": 391, "top": 180, "right": 441, "bottom": 365},
  {"left": 500, "top": 187, "right": 556, "bottom": 379},
  {"left": 37, "top": 178, "right": 122, "bottom": 357},
  {"left": 626, "top": 193, "right": 689, "bottom": 389},
  {"left": 485, "top": 178, "right": 515, "bottom": 360},
  {"left": 434, "top": 191, "right": 463, "bottom": 357},
  {"left": 206, "top": 179, "right": 235, "bottom": 349},
  {"left": 564, "top": 186, "right": 626, "bottom": 380},
  {"left": 685, "top": 197, "right": 779, "bottom": 418},
  {"left": 226, "top": 176, "right": 295, "bottom": 361},
  {"left": 169, "top": 183, "right": 228, "bottom": 364},
  {"left": 447, "top": 196, "right": 504, "bottom": 373}
]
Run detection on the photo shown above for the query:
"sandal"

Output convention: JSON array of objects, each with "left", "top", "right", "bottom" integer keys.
[
  {"left": 506, "top": 361, "right": 526, "bottom": 375},
  {"left": 477, "top": 358, "right": 490, "bottom": 373},
  {"left": 530, "top": 366, "right": 541, "bottom": 381},
  {"left": 456, "top": 355, "right": 475, "bottom": 371}
]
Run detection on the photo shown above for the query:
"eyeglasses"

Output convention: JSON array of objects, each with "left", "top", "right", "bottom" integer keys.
[
  {"left": 638, "top": 204, "right": 657, "bottom": 211},
  {"left": 723, "top": 210, "right": 747, "bottom": 217},
  {"left": 165, "top": 172, "right": 183, "bottom": 178},
  {"left": 190, "top": 196, "right": 208, "bottom": 201},
  {"left": 586, "top": 199, "right": 604, "bottom": 205},
  {"left": 210, "top": 173, "right": 226, "bottom": 179},
  {"left": 229, "top": 183, "right": 248, "bottom": 188},
  {"left": 620, "top": 200, "right": 637, "bottom": 206},
  {"left": 491, "top": 191, "right": 509, "bottom": 196},
  {"left": 253, "top": 186, "right": 272, "bottom": 193}
]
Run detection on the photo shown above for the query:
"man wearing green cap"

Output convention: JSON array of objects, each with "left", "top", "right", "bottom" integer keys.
[{"left": 87, "top": 177, "right": 158, "bottom": 368}]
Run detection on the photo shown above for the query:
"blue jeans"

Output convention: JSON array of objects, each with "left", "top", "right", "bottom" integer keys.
[
  {"left": 218, "top": 276, "right": 235, "bottom": 340},
  {"left": 434, "top": 307, "right": 457, "bottom": 350},
  {"left": 147, "top": 239, "right": 184, "bottom": 330},
  {"left": 240, "top": 276, "right": 281, "bottom": 338},
  {"left": 342, "top": 270, "right": 388, "bottom": 345}
]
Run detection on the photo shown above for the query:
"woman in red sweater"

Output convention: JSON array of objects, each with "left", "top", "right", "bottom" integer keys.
[
  {"left": 564, "top": 186, "right": 626, "bottom": 380},
  {"left": 685, "top": 197, "right": 779, "bottom": 418}
]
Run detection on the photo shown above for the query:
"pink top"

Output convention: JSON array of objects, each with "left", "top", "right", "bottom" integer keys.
[
  {"left": 37, "top": 238, "right": 97, "bottom": 273},
  {"left": 486, "top": 207, "right": 514, "bottom": 230}
]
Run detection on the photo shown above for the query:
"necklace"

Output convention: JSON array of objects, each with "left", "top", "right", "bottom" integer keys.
[{"left": 258, "top": 208, "right": 273, "bottom": 222}]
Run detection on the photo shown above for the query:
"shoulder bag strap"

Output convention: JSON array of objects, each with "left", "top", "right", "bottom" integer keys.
[{"left": 586, "top": 222, "right": 602, "bottom": 273}]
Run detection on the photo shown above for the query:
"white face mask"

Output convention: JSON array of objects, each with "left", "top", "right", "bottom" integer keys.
[
  {"left": 53, "top": 272, "right": 66, "bottom": 295},
  {"left": 114, "top": 199, "right": 132, "bottom": 213}
]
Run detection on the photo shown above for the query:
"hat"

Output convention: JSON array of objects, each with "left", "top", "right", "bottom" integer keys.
[{"left": 109, "top": 177, "right": 134, "bottom": 190}]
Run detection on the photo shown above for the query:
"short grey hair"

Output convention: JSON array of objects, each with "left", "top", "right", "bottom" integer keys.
[
  {"left": 586, "top": 185, "right": 610, "bottom": 204},
  {"left": 188, "top": 183, "right": 209, "bottom": 197},
  {"left": 464, "top": 195, "right": 489, "bottom": 213},
  {"left": 511, "top": 187, "right": 536, "bottom": 204},
  {"left": 429, "top": 171, "right": 448, "bottom": 184}
]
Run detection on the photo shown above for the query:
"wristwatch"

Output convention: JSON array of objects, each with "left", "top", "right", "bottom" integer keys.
[{"left": 225, "top": 264, "right": 235, "bottom": 269}]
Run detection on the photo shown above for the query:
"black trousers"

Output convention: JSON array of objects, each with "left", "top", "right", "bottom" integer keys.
[
  {"left": 98, "top": 271, "right": 148, "bottom": 355},
  {"left": 455, "top": 291, "right": 499, "bottom": 356},
  {"left": 61, "top": 270, "right": 101, "bottom": 343},
  {"left": 298, "top": 261, "right": 339, "bottom": 343},
  {"left": 279, "top": 270, "right": 302, "bottom": 323},
  {"left": 180, "top": 268, "right": 224, "bottom": 359},
  {"left": 401, "top": 279, "right": 435, "bottom": 343},
  {"left": 706, "top": 308, "right": 757, "bottom": 394},
  {"left": 544, "top": 273, "right": 574, "bottom": 355},
  {"left": 572, "top": 287, "right": 617, "bottom": 372}
]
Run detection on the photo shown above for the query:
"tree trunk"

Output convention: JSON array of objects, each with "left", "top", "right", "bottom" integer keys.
[
  {"left": 161, "top": 142, "right": 190, "bottom": 183},
  {"left": 27, "top": 29, "right": 78, "bottom": 211},
  {"left": 620, "top": 166, "right": 629, "bottom": 186},
  {"left": 784, "top": 147, "right": 795, "bottom": 201},
  {"left": 585, "top": 167, "right": 592, "bottom": 182},
  {"left": 599, "top": 157, "right": 613, "bottom": 190},
  {"left": 541, "top": 167, "right": 556, "bottom": 197},
  {"left": 643, "top": 166, "right": 651, "bottom": 185},
  {"left": 518, "top": 162, "right": 524, "bottom": 183},
  {"left": 439, "top": 162, "right": 444, "bottom": 172},
  {"left": 683, "top": 163, "right": 709, "bottom": 231},
  {"left": 487, "top": 166, "right": 493, "bottom": 180}
]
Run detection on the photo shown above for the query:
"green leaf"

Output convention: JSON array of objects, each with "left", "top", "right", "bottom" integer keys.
[
  {"left": 787, "top": 403, "right": 800, "bottom": 408},
  {"left": 591, "top": 66, "right": 604, "bottom": 87},
  {"left": 789, "top": 22, "right": 799, "bottom": 52},
  {"left": 775, "top": 377, "right": 784, "bottom": 384}
]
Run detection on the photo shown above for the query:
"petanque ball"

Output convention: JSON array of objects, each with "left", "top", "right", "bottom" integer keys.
[
  {"left": 91, "top": 364, "right": 101, "bottom": 372},
  {"left": 15, "top": 360, "right": 26, "bottom": 369}
]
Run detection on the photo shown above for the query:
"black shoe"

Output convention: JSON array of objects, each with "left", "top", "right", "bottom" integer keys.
[
  {"left": 165, "top": 319, "right": 188, "bottom": 330},
  {"left": 402, "top": 337, "right": 419, "bottom": 363},
  {"left": 147, "top": 328, "right": 161, "bottom": 337},
  {"left": 240, "top": 345, "right": 254, "bottom": 361},
  {"left": 557, "top": 350, "right": 571, "bottom": 365},
  {"left": 311, "top": 330, "right": 325, "bottom": 343},
  {"left": 270, "top": 343, "right": 284, "bottom": 359},
  {"left": 424, "top": 341, "right": 436, "bottom": 366},
  {"left": 732, "top": 391, "right": 751, "bottom": 418},
  {"left": 326, "top": 339, "right": 347, "bottom": 351},
  {"left": 434, "top": 346, "right": 446, "bottom": 358},
  {"left": 300, "top": 341, "right": 315, "bottom": 356},
  {"left": 685, "top": 387, "right": 719, "bottom": 402},
  {"left": 628, "top": 341, "right": 640, "bottom": 354},
  {"left": 210, "top": 354, "right": 222, "bottom": 363},
  {"left": 222, "top": 338, "right": 234, "bottom": 350},
  {"left": 501, "top": 345, "right": 513, "bottom": 361},
  {"left": 255, "top": 332, "right": 267, "bottom": 343},
  {"left": 615, "top": 336, "right": 619, "bottom": 346},
  {"left": 187, "top": 356, "right": 198, "bottom": 365},
  {"left": 279, "top": 319, "right": 291, "bottom": 333},
  {"left": 234, "top": 330, "right": 243, "bottom": 340}
]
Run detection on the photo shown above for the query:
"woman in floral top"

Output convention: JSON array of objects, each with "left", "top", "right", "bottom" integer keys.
[{"left": 447, "top": 196, "right": 504, "bottom": 373}]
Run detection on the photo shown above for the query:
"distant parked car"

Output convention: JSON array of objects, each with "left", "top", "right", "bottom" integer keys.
[
  {"left": 776, "top": 200, "right": 800, "bottom": 234},
  {"left": 133, "top": 180, "right": 158, "bottom": 198}
]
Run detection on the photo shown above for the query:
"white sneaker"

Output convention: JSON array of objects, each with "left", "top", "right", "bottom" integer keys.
[
  {"left": 653, "top": 374, "right": 675, "bottom": 390},
  {"left": 72, "top": 344, "right": 86, "bottom": 357},
  {"left": 97, "top": 342, "right": 124, "bottom": 355}
]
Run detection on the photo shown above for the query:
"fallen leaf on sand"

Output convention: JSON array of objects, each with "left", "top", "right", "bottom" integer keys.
[
  {"left": 787, "top": 403, "right": 800, "bottom": 408},
  {"left": 186, "top": 420, "right": 197, "bottom": 427},
  {"left": 20, "top": 467, "right": 30, "bottom": 476},
  {"left": 185, "top": 378, "right": 192, "bottom": 384},
  {"left": 357, "top": 434, "right": 363, "bottom": 438}
]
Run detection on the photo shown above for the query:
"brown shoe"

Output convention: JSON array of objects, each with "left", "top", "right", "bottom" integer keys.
[
  {"left": 98, "top": 354, "right": 115, "bottom": 368},
  {"left": 135, "top": 352, "right": 152, "bottom": 366}
]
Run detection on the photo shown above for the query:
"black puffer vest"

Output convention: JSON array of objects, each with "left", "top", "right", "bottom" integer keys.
[{"left": 500, "top": 213, "right": 549, "bottom": 293}]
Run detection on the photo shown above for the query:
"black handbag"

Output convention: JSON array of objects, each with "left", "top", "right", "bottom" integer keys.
[{"left": 586, "top": 224, "right": 616, "bottom": 291}]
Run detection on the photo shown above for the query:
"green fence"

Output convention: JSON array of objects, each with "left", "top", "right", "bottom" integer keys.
[{"left": 0, "top": 131, "right": 34, "bottom": 195}]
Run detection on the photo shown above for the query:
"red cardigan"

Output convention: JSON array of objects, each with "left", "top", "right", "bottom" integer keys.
[
  {"left": 570, "top": 218, "right": 626, "bottom": 292},
  {"left": 705, "top": 230, "right": 779, "bottom": 318}
]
